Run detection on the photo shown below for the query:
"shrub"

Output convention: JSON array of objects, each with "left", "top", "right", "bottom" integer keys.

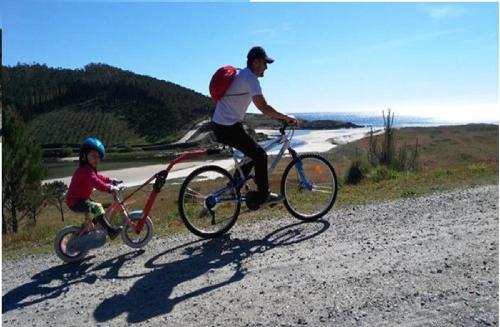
[
  {"left": 467, "top": 163, "right": 488, "bottom": 173},
  {"left": 395, "top": 140, "right": 419, "bottom": 171},
  {"left": 345, "top": 148, "right": 370, "bottom": 184},
  {"left": 401, "top": 189, "right": 417, "bottom": 198},
  {"left": 345, "top": 160, "right": 365, "bottom": 185},
  {"left": 433, "top": 168, "right": 451, "bottom": 178},
  {"left": 43, "top": 181, "right": 68, "bottom": 221},
  {"left": 371, "top": 166, "right": 398, "bottom": 183},
  {"left": 368, "top": 109, "right": 419, "bottom": 172},
  {"left": 368, "top": 109, "right": 395, "bottom": 167}
]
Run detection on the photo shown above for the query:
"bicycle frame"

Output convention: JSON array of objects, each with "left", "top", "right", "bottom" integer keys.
[
  {"left": 97, "top": 124, "right": 307, "bottom": 234},
  {"left": 233, "top": 128, "right": 293, "bottom": 183},
  {"left": 104, "top": 149, "right": 221, "bottom": 234},
  {"left": 212, "top": 124, "right": 314, "bottom": 203}
]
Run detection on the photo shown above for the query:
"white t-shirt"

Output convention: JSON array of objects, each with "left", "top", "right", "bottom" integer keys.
[{"left": 212, "top": 67, "right": 262, "bottom": 125}]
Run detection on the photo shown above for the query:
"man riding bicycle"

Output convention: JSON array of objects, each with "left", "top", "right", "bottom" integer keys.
[{"left": 211, "top": 46, "right": 298, "bottom": 205}]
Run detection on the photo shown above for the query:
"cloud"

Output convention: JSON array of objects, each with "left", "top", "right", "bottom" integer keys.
[
  {"left": 366, "top": 29, "right": 460, "bottom": 52},
  {"left": 251, "top": 22, "right": 293, "bottom": 39},
  {"left": 420, "top": 4, "right": 466, "bottom": 19},
  {"left": 462, "top": 32, "right": 498, "bottom": 45},
  {"left": 252, "top": 28, "right": 277, "bottom": 38},
  {"left": 309, "top": 28, "right": 462, "bottom": 65}
]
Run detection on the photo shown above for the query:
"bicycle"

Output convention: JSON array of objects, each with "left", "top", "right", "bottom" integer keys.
[
  {"left": 54, "top": 149, "right": 221, "bottom": 263},
  {"left": 178, "top": 121, "right": 338, "bottom": 239}
]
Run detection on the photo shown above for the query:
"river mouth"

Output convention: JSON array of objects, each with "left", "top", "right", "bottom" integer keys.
[{"left": 43, "top": 127, "right": 379, "bottom": 187}]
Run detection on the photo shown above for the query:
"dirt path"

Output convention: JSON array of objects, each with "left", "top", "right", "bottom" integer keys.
[{"left": 2, "top": 185, "right": 498, "bottom": 326}]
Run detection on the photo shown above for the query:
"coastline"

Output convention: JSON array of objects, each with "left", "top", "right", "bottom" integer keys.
[
  {"left": 43, "top": 126, "right": 382, "bottom": 187},
  {"left": 42, "top": 123, "right": 496, "bottom": 187}
]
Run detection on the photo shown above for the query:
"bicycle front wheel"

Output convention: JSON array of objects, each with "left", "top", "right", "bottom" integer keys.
[
  {"left": 178, "top": 165, "right": 241, "bottom": 238},
  {"left": 281, "top": 153, "right": 338, "bottom": 221}
]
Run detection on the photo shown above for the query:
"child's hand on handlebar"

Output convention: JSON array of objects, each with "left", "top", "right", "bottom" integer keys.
[
  {"left": 109, "top": 184, "right": 123, "bottom": 193},
  {"left": 110, "top": 178, "right": 123, "bottom": 186}
]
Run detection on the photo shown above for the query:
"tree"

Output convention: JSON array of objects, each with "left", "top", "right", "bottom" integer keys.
[
  {"left": 2, "top": 106, "right": 46, "bottom": 234},
  {"left": 2, "top": 63, "right": 215, "bottom": 145},
  {"left": 24, "top": 184, "right": 47, "bottom": 225},
  {"left": 44, "top": 181, "right": 68, "bottom": 222}
]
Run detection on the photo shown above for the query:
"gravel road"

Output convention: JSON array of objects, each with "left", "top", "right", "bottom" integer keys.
[{"left": 2, "top": 185, "right": 498, "bottom": 326}]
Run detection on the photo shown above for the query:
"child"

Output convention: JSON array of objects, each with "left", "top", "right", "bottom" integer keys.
[{"left": 65, "top": 137, "right": 123, "bottom": 239}]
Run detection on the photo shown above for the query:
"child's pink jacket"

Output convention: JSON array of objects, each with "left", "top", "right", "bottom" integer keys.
[{"left": 65, "top": 164, "right": 111, "bottom": 208}]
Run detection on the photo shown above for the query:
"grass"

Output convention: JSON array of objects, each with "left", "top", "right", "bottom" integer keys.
[
  {"left": 3, "top": 124, "right": 498, "bottom": 258},
  {"left": 336, "top": 163, "right": 498, "bottom": 206}
]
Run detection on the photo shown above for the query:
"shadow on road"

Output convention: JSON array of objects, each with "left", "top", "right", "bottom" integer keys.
[
  {"left": 2, "top": 257, "right": 96, "bottom": 313},
  {"left": 2, "top": 250, "right": 146, "bottom": 314},
  {"left": 94, "top": 219, "right": 330, "bottom": 324},
  {"left": 2, "top": 219, "right": 329, "bottom": 322}
]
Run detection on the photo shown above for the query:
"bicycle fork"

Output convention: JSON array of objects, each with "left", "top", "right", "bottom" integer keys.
[{"left": 288, "top": 148, "right": 313, "bottom": 191}]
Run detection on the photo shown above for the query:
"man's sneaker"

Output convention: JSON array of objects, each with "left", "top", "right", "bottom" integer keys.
[
  {"left": 95, "top": 215, "right": 123, "bottom": 240},
  {"left": 261, "top": 192, "right": 283, "bottom": 207}
]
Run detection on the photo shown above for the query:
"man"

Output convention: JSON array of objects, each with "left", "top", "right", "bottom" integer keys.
[{"left": 212, "top": 46, "right": 298, "bottom": 205}]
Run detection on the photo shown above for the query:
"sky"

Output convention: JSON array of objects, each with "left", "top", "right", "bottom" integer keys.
[{"left": 2, "top": 1, "right": 499, "bottom": 122}]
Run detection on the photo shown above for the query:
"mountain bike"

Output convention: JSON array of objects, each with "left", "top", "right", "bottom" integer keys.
[
  {"left": 178, "top": 122, "right": 338, "bottom": 239},
  {"left": 54, "top": 149, "right": 220, "bottom": 263}
]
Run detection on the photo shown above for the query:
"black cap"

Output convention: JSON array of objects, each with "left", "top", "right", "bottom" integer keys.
[{"left": 247, "top": 46, "right": 274, "bottom": 64}]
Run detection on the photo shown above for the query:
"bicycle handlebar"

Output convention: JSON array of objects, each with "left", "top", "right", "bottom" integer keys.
[
  {"left": 279, "top": 120, "right": 297, "bottom": 135},
  {"left": 110, "top": 183, "right": 126, "bottom": 196}
]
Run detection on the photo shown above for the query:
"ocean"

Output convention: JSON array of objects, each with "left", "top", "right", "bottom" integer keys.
[{"left": 293, "top": 112, "right": 498, "bottom": 128}]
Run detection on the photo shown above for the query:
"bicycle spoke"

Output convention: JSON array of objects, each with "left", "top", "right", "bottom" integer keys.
[
  {"left": 197, "top": 208, "right": 209, "bottom": 218},
  {"left": 185, "top": 187, "right": 205, "bottom": 200},
  {"left": 311, "top": 184, "right": 334, "bottom": 191},
  {"left": 311, "top": 188, "right": 334, "bottom": 194},
  {"left": 179, "top": 166, "right": 241, "bottom": 238},
  {"left": 282, "top": 155, "right": 337, "bottom": 220}
]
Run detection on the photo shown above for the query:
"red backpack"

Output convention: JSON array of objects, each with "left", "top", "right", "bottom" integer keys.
[{"left": 209, "top": 66, "right": 247, "bottom": 101}]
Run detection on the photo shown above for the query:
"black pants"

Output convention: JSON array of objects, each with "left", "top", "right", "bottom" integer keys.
[{"left": 212, "top": 122, "right": 268, "bottom": 200}]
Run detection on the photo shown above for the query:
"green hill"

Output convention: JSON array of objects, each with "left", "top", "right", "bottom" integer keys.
[{"left": 3, "top": 63, "right": 215, "bottom": 146}]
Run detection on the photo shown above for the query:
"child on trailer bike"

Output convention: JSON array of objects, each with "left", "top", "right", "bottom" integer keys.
[{"left": 65, "top": 137, "right": 123, "bottom": 239}]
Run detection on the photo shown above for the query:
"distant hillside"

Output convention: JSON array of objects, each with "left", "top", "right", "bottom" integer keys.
[
  {"left": 3, "top": 63, "right": 215, "bottom": 145},
  {"left": 244, "top": 113, "right": 363, "bottom": 129}
]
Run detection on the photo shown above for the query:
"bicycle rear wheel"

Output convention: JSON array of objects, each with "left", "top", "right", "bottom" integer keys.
[
  {"left": 54, "top": 226, "right": 88, "bottom": 263},
  {"left": 281, "top": 153, "right": 338, "bottom": 221},
  {"left": 178, "top": 165, "right": 241, "bottom": 238}
]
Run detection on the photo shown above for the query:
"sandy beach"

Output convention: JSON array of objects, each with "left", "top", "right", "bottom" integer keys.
[
  {"left": 43, "top": 127, "right": 380, "bottom": 187},
  {"left": 256, "top": 126, "right": 379, "bottom": 154}
]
